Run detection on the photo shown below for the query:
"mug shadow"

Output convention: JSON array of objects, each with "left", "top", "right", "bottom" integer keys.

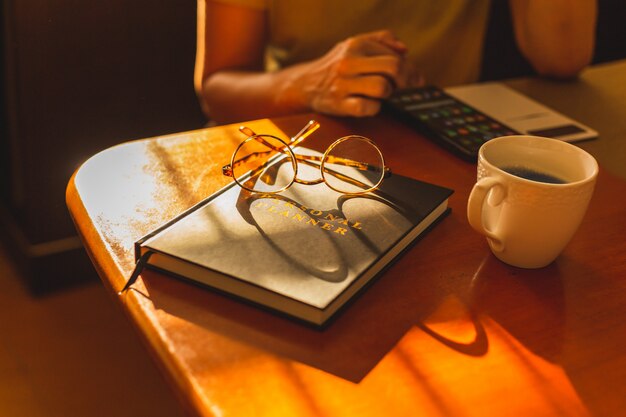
[
  {"left": 469, "top": 254, "right": 566, "bottom": 362},
  {"left": 482, "top": 254, "right": 625, "bottom": 417},
  {"left": 470, "top": 253, "right": 626, "bottom": 416},
  {"left": 555, "top": 257, "right": 626, "bottom": 417}
]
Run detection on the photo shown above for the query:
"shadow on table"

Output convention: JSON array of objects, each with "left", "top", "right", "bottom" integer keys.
[
  {"left": 473, "top": 251, "right": 626, "bottom": 417},
  {"left": 137, "top": 262, "right": 468, "bottom": 383},
  {"left": 133, "top": 222, "right": 573, "bottom": 385},
  {"left": 136, "top": 245, "right": 489, "bottom": 383}
]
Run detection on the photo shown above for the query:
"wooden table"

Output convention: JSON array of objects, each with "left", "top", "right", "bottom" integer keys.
[{"left": 67, "top": 60, "right": 626, "bottom": 417}]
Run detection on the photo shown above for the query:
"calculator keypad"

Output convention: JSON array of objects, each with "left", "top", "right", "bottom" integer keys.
[{"left": 387, "top": 87, "right": 518, "bottom": 159}]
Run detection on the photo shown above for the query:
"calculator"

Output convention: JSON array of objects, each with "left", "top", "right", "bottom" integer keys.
[{"left": 385, "top": 85, "right": 518, "bottom": 160}]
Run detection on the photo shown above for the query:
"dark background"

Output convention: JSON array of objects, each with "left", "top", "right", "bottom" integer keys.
[
  {"left": 1, "top": 0, "right": 205, "bottom": 292},
  {"left": 1, "top": 0, "right": 625, "bottom": 293}
]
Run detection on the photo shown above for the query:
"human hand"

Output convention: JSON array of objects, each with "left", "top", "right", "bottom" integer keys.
[{"left": 281, "top": 30, "right": 422, "bottom": 117}]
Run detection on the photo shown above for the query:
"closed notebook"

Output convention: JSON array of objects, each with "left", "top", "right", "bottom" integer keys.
[{"left": 134, "top": 151, "right": 453, "bottom": 326}]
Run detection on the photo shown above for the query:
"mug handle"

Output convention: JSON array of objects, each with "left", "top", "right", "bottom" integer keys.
[{"left": 467, "top": 177, "right": 505, "bottom": 252}]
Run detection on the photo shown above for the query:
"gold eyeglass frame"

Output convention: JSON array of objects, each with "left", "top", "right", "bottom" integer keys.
[{"left": 222, "top": 120, "right": 391, "bottom": 195}]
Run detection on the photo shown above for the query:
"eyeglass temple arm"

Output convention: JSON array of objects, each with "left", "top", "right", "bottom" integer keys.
[
  {"left": 223, "top": 120, "right": 321, "bottom": 176},
  {"left": 314, "top": 154, "right": 391, "bottom": 176},
  {"left": 239, "top": 119, "right": 320, "bottom": 148},
  {"left": 291, "top": 153, "right": 390, "bottom": 178},
  {"left": 282, "top": 121, "right": 388, "bottom": 175},
  {"left": 297, "top": 158, "right": 385, "bottom": 191},
  {"left": 288, "top": 119, "right": 320, "bottom": 146}
]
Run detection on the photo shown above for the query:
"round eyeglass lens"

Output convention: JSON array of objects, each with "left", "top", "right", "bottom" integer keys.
[
  {"left": 232, "top": 134, "right": 296, "bottom": 193},
  {"left": 322, "top": 136, "right": 385, "bottom": 194}
]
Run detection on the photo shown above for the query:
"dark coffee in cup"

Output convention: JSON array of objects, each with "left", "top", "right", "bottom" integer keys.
[{"left": 502, "top": 166, "right": 567, "bottom": 184}]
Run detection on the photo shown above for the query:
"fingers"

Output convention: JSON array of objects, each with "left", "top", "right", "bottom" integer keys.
[
  {"left": 395, "top": 60, "right": 425, "bottom": 89},
  {"left": 310, "top": 75, "right": 391, "bottom": 117},
  {"left": 337, "top": 55, "right": 400, "bottom": 78},
  {"left": 336, "top": 75, "right": 393, "bottom": 100},
  {"left": 339, "top": 96, "right": 382, "bottom": 117},
  {"left": 337, "top": 31, "right": 408, "bottom": 89},
  {"left": 350, "top": 29, "right": 408, "bottom": 55},
  {"left": 334, "top": 55, "right": 399, "bottom": 92}
]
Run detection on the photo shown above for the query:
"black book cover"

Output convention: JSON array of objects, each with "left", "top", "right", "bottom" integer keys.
[{"left": 134, "top": 151, "right": 453, "bottom": 325}]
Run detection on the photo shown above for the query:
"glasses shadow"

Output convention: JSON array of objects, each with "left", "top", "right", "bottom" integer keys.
[
  {"left": 234, "top": 189, "right": 415, "bottom": 283},
  {"left": 234, "top": 191, "right": 348, "bottom": 283}
]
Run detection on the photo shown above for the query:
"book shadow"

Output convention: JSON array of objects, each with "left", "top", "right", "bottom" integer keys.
[
  {"left": 137, "top": 211, "right": 462, "bottom": 383},
  {"left": 138, "top": 264, "right": 443, "bottom": 383}
]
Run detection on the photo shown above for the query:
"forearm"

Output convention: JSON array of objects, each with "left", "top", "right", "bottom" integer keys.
[
  {"left": 509, "top": 0, "right": 597, "bottom": 78},
  {"left": 200, "top": 67, "right": 308, "bottom": 125}
]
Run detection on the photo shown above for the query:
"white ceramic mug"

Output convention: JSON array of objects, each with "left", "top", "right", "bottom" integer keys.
[{"left": 467, "top": 135, "right": 598, "bottom": 268}]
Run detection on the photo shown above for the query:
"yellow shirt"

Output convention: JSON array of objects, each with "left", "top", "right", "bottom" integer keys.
[{"left": 213, "top": 0, "right": 491, "bottom": 87}]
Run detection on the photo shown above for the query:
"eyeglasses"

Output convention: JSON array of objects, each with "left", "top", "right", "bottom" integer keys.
[{"left": 222, "top": 120, "right": 391, "bottom": 195}]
